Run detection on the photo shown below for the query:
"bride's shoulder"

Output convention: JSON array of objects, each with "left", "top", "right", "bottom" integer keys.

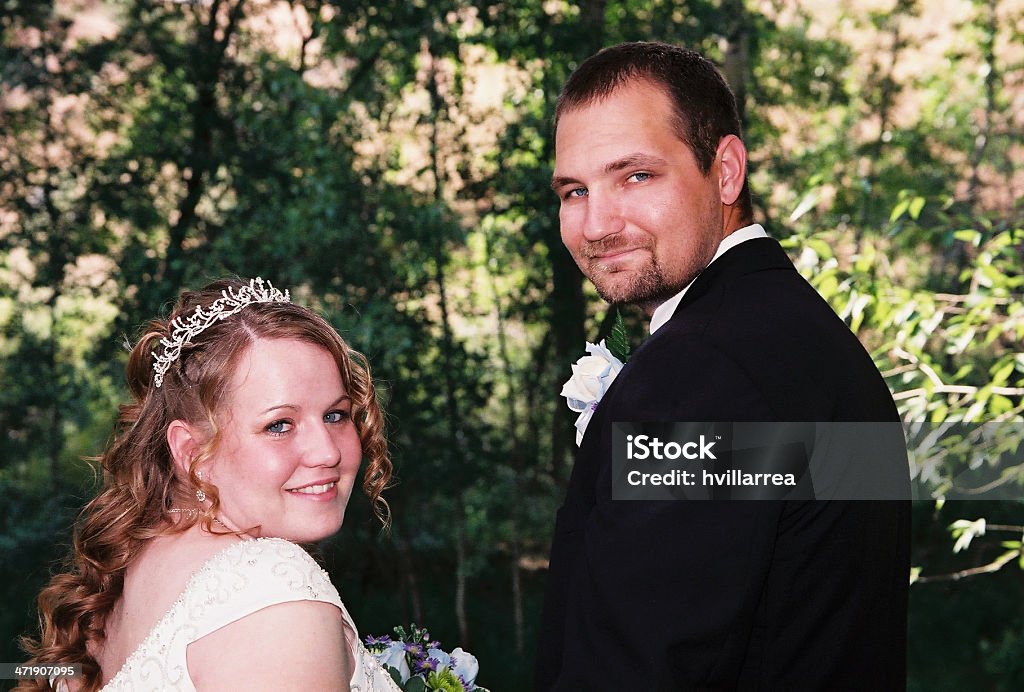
[
  {"left": 134, "top": 529, "right": 242, "bottom": 580},
  {"left": 189, "top": 595, "right": 351, "bottom": 689},
  {"left": 186, "top": 539, "right": 352, "bottom": 689}
]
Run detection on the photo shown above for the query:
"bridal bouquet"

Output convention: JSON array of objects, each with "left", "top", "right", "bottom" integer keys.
[{"left": 366, "top": 624, "right": 489, "bottom": 692}]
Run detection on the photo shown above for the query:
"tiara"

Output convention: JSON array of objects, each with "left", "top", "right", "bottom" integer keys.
[{"left": 152, "top": 277, "right": 291, "bottom": 388}]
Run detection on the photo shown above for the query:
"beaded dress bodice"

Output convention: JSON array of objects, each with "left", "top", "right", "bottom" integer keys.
[{"left": 98, "top": 538, "right": 399, "bottom": 691}]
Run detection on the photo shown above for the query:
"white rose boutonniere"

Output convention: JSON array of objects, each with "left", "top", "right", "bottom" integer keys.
[{"left": 561, "top": 340, "right": 625, "bottom": 446}]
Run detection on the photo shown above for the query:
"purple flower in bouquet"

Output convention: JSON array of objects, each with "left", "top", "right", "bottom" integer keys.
[{"left": 365, "top": 634, "right": 393, "bottom": 647}]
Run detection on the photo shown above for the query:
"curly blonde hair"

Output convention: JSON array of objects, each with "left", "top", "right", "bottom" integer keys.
[{"left": 18, "top": 278, "right": 391, "bottom": 691}]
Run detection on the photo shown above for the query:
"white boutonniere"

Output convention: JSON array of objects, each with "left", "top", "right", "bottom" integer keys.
[
  {"left": 561, "top": 340, "right": 624, "bottom": 445},
  {"left": 561, "top": 317, "right": 631, "bottom": 446}
]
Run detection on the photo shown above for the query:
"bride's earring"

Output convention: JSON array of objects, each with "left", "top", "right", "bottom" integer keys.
[{"left": 196, "top": 470, "right": 207, "bottom": 503}]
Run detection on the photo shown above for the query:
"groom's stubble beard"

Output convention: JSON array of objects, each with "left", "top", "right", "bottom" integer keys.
[
  {"left": 593, "top": 258, "right": 675, "bottom": 309},
  {"left": 580, "top": 237, "right": 697, "bottom": 312},
  {"left": 579, "top": 195, "right": 724, "bottom": 311}
]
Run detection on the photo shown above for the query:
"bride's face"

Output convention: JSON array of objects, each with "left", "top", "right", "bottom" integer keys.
[{"left": 204, "top": 337, "right": 361, "bottom": 542}]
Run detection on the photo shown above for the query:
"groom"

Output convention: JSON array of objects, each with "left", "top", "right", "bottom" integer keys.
[{"left": 535, "top": 42, "right": 910, "bottom": 690}]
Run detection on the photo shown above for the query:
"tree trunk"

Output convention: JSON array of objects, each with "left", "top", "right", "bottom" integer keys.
[
  {"left": 511, "top": 535, "right": 525, "bottom": 655},
  {"left": 41, "top": 90, "right": 66, "bottom": 492},
  {"left": 721, "top": 0, "right": 750, "bottom": 131},
  {"left": 455, "top": 523, "right": 470, "bottom": 646},
  {"left": 541, "top": 4, "right": 597, "bottom": 484},
  {"left": 395, "top": 525, "right": 424, "bottom": 624},
  {"left": 161, "top": 0, "right": 246, "bottom": 297},
  {"left": 484, "top": 233, "right": 526, "bottom": 654},
  {"left": 966, "top": 0, "right": 997, "bottom": 207},
  {"left": 426, "top": 35, "right": 476, "bottom": 648},
  {"left": 860, "top": 2, "right": 911, "bottom": 235}
]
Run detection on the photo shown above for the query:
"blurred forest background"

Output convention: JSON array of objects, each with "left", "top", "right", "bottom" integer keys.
[{"left": 2, "top": 0, "right": 1023, "bottom": 689}]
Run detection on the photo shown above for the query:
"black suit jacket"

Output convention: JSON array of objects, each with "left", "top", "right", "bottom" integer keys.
[{"left": 535, "top": 238, "right": 910, "bottom": 691}]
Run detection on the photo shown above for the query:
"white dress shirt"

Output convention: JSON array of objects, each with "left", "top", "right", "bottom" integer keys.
[{"left": 649, "top": 223, "right": 769, "bottom": 335}]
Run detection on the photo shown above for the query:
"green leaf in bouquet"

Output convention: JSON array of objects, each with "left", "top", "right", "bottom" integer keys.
[
  {"left": 405, "top": 676, "right": 427, "bottom": 692},
  {"left": 386, "top": 666, "right": 404, "bottom": 687}
]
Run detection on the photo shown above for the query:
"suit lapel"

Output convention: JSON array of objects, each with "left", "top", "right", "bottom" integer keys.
[{"left": 672, "top": 237, "right": 794, "bottom": 319}]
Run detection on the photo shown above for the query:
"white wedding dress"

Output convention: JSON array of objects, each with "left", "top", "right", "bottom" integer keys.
[{"left": 98, "top": 538, "right": 401, "bottom": 692}]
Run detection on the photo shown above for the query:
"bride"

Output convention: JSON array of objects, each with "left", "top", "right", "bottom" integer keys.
[{"left": 19, "top": 278, "right": 401, "bottom": 691}]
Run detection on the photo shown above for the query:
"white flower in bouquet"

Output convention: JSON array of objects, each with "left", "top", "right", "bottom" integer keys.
[
  {"left": 449, "top": 647, "right": 480, "bottom": 687},
  {"left": 377, "top": 640, "right": 411, "bottom": 683}
]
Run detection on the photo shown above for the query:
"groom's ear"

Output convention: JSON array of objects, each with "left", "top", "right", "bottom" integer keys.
[
  {"left": 716, "top": 134, "right": 747, "bottom": 207},
  {"left": 167, "top": 420, "right": 202, "bottom": 476}
]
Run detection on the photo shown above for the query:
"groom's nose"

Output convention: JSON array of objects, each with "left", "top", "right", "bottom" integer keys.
[{"left": 582, "top": 192, "right": 625, "bottom": 241}]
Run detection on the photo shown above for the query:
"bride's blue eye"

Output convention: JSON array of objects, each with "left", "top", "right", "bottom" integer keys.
[
  {"left": 266, "top": 420, "right": 292, "bottom": 435},
  {"left": 324, "top": 410, "right": 350, "bottom": 424}
]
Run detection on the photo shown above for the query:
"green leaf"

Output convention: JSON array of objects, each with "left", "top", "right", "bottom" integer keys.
[
  {"left": 406, "top": 676, "right": 427, "bottom": 692},
  {"left": 606, "top": 309, "right": 631, "bottom": 363},
  {"left": 908, "top": 196, "right": 925, "bottom": 219},
  {"left": 953, "top": 229, "right": 982, "bottom": 246},
  {"left": 789, "top": 186, "right": 822, "bottom": 222},
  {"left": 990, "top": 359, "right": 1016, "bottom": 386},
  {"left": 889, "top": 197, "right": 910, "bottom": 223},
  {"left": 805, "top": 238, "right": 834, "bottom": 260},
  {"left": 387, "top": 667, "right": 404, "bottom": 687},
  {"left": 989, "top": 394, "right": 1014, "bottom": 415}
]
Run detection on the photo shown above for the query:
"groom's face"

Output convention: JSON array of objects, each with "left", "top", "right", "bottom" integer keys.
[{"left": 552, "top": 78, "right": 727, "bottom": 313}]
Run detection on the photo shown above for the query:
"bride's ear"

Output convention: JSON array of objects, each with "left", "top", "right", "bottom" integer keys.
[{"left": 167, "top": 420, "right": 202, "bottom": 476}]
